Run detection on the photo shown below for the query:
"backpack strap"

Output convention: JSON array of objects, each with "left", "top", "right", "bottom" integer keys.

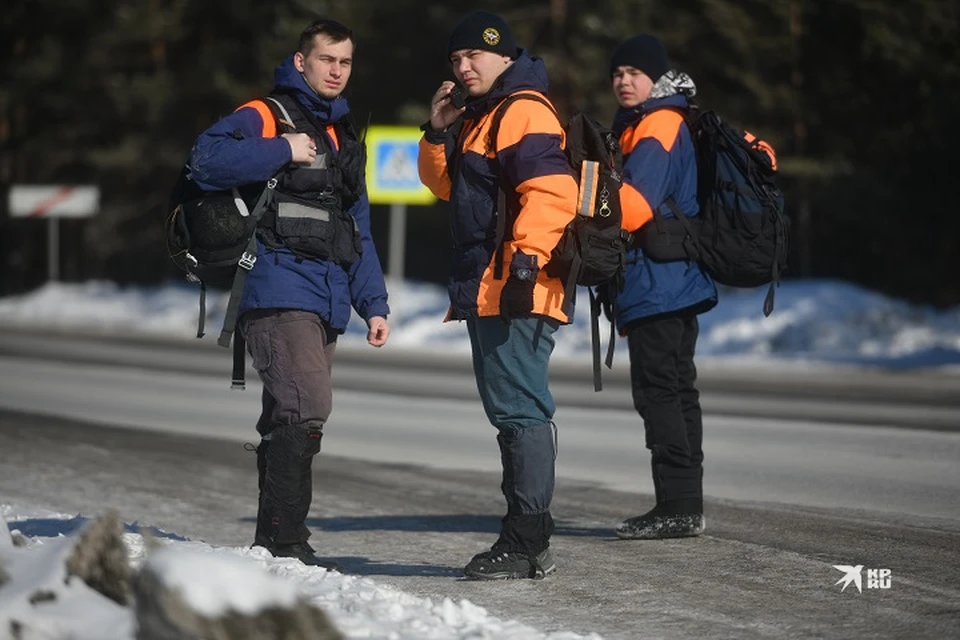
[
  {"left": 588, "top": 287, "right": 604, "bottom": 391},
  {"left": 642, "top": 105, "right": 704, "bottom": 262},
  {"left": 583, "top": 283, "right": 619, "bottom": 392},
  {"left": 662, "top": 196, "right": 701, "bottom": 261},
  {"left": 486, "top": 93, "right": 560, "bottom": 280},
  {"left": 216, "top": 96, "right": 292, "bottom": 389},
  {"left": 263, "top": 96, "right": 296, "bottom": 132},
  {"left": 218, "top": 176, "right": 279, "bottom": 388}
]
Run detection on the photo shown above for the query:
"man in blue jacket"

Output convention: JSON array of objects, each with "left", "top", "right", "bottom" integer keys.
[
  {"left": 188, "top": 19, "right": 390, "bottom": 567},
  {"left": 608, "top": 35, "right": 717, "bottom": 539}
]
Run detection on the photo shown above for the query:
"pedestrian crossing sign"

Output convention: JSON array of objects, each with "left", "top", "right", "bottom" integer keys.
[{"left": 365, "top": 126, "right": 437, "bottom": 205}]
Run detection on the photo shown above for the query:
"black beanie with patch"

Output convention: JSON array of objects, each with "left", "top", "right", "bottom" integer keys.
[
  {"left": 609, "top": 34, "right": 669, "bottom": 81},
  {"left": 447, "top": 11, "right": 517, "bottom": 59}
]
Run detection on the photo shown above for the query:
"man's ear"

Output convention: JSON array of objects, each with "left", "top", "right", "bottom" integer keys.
[{"left": 293, "top": 51, "right": 306, "bottom": 73}]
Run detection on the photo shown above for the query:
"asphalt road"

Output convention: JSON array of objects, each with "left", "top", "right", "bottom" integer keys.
[
  {"left": 1, "top": 352, "right": 959, "bottom": 520},
  {"left": 1, "top": 411, "right": 958, "bottom": 639},
  {"left": 1, "top": 328, "right": 959, "bottom": 429}
]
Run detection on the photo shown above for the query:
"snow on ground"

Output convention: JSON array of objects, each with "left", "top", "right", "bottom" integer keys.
[
  {"left": 0, "top": 278, "right": 959, "bottom": 370},
  {"left": 0, "top": 505, "right": 600, "bottom": 640}
]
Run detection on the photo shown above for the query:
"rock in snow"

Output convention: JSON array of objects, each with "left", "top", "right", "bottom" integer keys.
[{"left": 0, "top": 512, "right": 343, "bottom": 640}]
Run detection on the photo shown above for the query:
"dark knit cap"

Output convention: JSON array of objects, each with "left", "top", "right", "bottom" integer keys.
[
  {"left": 447, "top": 11, "right": 517, "bottom": 59},
  {"left": 609, "top": 34, "right": 669, "bottom": 81}
]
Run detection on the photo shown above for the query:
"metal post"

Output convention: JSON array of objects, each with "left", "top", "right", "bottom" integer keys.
[
  {"left": 388, "top": 202, "right": 407, "bottom": 283},
  {"left": 48, "top": 218, "right": 59, "bottom": 281}
]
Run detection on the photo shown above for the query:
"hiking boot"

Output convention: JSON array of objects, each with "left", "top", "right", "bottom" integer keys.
[
  {"left": 615, "top": 508, "right": 705, "bottom": 540},
  {"left": 463, "top": 547, "right": 556, "bottom": 580},
  {"left": 265, "top": 542, "right": 344, "bottom": 572}
]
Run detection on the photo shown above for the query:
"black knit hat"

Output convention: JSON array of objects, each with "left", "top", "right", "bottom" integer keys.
[
  {"left": 447, "top": 11, "right": 517, "bottom": 59},
  {"left": 609, "top": 34, "right": 669, "bottom": 81}
]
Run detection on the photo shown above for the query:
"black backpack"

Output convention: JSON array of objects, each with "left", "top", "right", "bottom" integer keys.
[
  {"left": 486, "top": 94, "right": 630, "bottom": 390},
  {"left": 638, "top": 106, "right": 789, "bottom": 316},
  {"left": 165, "top": 96, "right": 295, "bottom": 385},
  {"left": 165, "top": 170, "right": 266, "bottom": 292}
]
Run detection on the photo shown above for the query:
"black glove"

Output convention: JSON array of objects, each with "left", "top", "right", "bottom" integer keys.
[{"left": 499, "top": 274, "right": 537, "bottom": 320}]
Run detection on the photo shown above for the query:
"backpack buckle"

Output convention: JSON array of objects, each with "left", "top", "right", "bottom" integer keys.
[{"left": 238, "top": 252, "right": 257, "bottom": 271}]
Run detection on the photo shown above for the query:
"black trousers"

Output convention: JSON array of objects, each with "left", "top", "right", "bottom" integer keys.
[{"left": 626, "top": 311, "right": 704, "bottom": 513}]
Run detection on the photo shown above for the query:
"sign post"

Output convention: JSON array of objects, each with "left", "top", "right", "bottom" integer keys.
[
  {"left": 8, "top": 185, "right": 100, "bottom": 281},
  {"left": 48, "top": 215, "right": 59, "bottom": 281},
  {"left": 365, "top": 126, "right": 436, "bottom": 285},
  {"left": 388, "top": 202, "right": 406, "bottom": 283}
]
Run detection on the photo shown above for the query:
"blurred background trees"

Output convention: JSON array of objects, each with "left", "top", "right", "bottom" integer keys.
[{"left": 2, "top": 0, "right": 958, "bottom": 305}]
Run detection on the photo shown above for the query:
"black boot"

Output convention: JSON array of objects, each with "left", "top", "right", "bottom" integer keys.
[
  {"left": 464, "top": 512, "right": 557, "bottom": 579},
  {"left": 269, "top": 540, "right": 343, "bottom": 572},
  {"left": 616, "top": 457, "right": 704, "bottom": 539},
  {"left": 615, "top": 507, "right": 704, "bottom": 539},
  {"left": 616, "top": 490, "right": 704, "bottom": 540},
  {"left": 256, "top": 438, "right": 270, "bottom": 493},
  {"left": 463, "top": 546, "right": 556, "bottom": 580},
  {"left": 464, "top": 424, "right": 557, "bottom": 580},
  {"left": 253, "top": 423, "right": 333, "bottom": 566}
]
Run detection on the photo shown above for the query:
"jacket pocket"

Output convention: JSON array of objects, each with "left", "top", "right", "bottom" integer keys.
[
  {"left": 272, "top": 192, "right": 361, "bottom": 266},
  {"left": 331, "top": 211, "right": 362, "bottom": 269},
  {"left": 273, "top": 192, "right": 334, "bottom": 261}
]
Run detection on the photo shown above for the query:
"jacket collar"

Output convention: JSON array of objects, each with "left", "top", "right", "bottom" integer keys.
[{"left": 612, "top": 93, "right": 689, "bottom": 137}]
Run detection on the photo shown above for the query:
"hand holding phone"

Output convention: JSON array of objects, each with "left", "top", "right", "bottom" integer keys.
[
  {"left": 430, "top": 81, "right": 466, "bottom": 131},
  {"left": 449, "top": 85, "right": 466, "bottom": 110}
]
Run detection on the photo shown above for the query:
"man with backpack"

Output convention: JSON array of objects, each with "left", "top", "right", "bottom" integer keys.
[
  {"left": 186, "top": 18, "right": 391, "bottom": 567},
  {"left": 417, "top": 10, "right": 578, "bottom": 579},
  {"left": 607, "top": 34, "right": 717, "bottom": 539}
]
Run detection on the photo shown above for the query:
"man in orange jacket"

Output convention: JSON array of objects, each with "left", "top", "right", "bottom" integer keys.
[{"left": 418, "top": 11, "right": 578, "bottom": 580}]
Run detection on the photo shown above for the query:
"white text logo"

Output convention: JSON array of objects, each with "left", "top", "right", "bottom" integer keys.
[{"left": 833, "top": 565, "right": 891, "bottom": 593}]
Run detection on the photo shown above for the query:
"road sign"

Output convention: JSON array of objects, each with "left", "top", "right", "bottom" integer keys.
[
  {"left": 365, "top": 126, "right": 436, "bottom": 205},
  {"left": 7, "top": 184, "right": 101, "bottom": 282},
  {"left": 8, "top": 185, "right": 100, "bottom": 218}
]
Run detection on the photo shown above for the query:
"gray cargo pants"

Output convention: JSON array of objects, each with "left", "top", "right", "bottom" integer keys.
[{"left": 240, "top": 309, "right": 336, "bottom": 547}]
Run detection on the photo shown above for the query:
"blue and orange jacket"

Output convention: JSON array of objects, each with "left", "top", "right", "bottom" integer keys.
[
  {"left": 418, "top": 52, "right": 578, "bottom": 323},
  {"left": 613, "top": 94, "right": 717, "bottom": 328},
  {"left": 187, "top": 55, "right": 389, "bottom": 331}
]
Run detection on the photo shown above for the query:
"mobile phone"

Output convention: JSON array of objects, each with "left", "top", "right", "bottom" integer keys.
[{"left": 449, "top": 85, "right": 466, "bottom": 109}]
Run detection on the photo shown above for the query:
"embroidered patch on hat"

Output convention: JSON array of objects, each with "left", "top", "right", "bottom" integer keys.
[{"left": 482, "top": 28, "right": 501, "bottom": 46}]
